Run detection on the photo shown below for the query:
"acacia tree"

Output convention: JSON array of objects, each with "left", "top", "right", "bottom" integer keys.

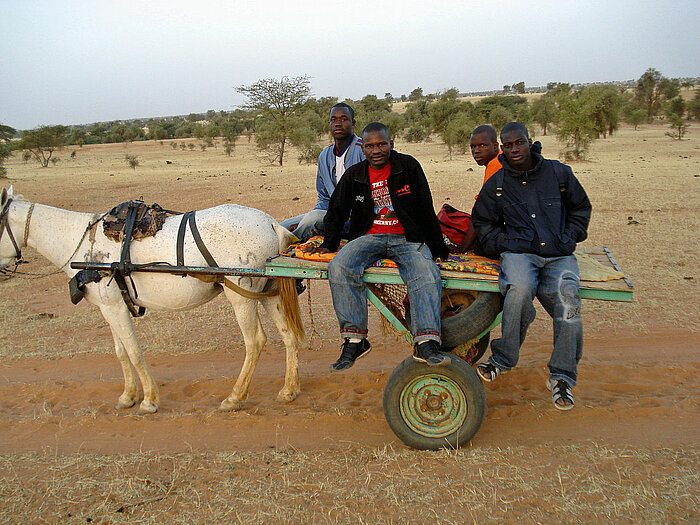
[
  {"left": 530, "top": 94, "right": 557, "bottom": 135},
  {"left": 664, "top": 96, "right": 688, "bottom": 140},
  {"left": 236, "top": 76, "right": 311, "bottom": 166},
  {"left": 18, "top": 125, "right": 67, "bottom": 167},
  {"left": 555, "top": 95, "right": 597, "bottom": 160},
  {"left": 0, "top": 124, "right": 16, "bottom": 178}
]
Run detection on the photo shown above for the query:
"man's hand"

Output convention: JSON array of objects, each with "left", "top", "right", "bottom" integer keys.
[{"left": 301, "top": 245, "right": 332, "bottom": 255}]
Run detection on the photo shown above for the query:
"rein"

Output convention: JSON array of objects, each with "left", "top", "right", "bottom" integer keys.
[{"left": 0, "top": 199, "right": 106, "bottom": 279}]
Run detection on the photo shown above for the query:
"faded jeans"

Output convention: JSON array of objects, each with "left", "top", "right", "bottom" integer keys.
[
  {"left": 327, "top": 234, "right": 443, "bottom": 344},
  {"left": 280, "top": 209, "right": 326, "bottom": 242},
  {"left": 488, "top": 252, "right": 583, "bottom": 386}
]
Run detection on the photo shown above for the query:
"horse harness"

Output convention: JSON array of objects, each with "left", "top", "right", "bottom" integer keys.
[
  {"left": 71, "top": 201, "right": 279, "bottom": 317},
  {"left": 0, "top": 197, "right": 34, "bottom": 270}
]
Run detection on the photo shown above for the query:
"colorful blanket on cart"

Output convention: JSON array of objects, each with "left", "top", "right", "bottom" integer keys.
[
  {"left": 281, "top": 236, "right": 626, "bottom": 282},
  {"left": 281, "top": 236, "right": 500, "bottom": 276}
]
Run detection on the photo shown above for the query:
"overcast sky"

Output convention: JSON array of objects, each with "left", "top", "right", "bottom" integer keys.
[{"left": 2, "top": 0, "right": 698, "bottom": 130}]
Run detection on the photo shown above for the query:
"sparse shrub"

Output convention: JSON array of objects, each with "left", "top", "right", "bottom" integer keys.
[
  {"left": 125, "top": 154, "right": 139, "bottom": 170},
  {"left": 70, "top": 151, "right": 76, "bottom": 158},
  {"left": 50, "top": 157, "right": 60, "bottom": 165},
  {"left": 200, "top": 144, "right": 207, "bottom": 151},
  {"left": 187, "top": 143, "right": 195, "bottom": 150},
  {"left": 403, "top": 125, "right": 430, "bottom": 143},
  {"left": 22, "top": 151, "right": 31, "bottom": 163},
  {"left": 179, "top": 143, "right": 186, "bottom": 150},
  {"left": 171, "top": 142, "right": 178, "bottom": 150},
  {"left": 298, "top": 144, "right": 323, "bottom": 164}
]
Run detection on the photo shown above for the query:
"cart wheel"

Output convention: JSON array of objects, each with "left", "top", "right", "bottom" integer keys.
[
  {"left": 440, "top": 291, "right": 501, "bottom": 348},
  {"left": 383, "top": 356, "right": 486, "bottom": 450}
]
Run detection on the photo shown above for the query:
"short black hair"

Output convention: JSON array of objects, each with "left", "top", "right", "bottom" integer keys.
[
  {"left": 330, "top": 102, "right": 355, "bottom": 120},
  {"left": 470, "top": 125, "right": 498, "bottom": 142},
  {"left": 362, "top": 122, "right": 391, "bottom": 141},
  {"left": 500, "top": 122, "right": 529, "bottom": 140}
]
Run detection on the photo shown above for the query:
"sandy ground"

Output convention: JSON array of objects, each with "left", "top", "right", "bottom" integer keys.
[{"left": 0, "top": 124, "right": 698, "bottom": 523}]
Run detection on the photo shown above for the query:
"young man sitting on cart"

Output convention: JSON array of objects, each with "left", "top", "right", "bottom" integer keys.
[
  {"left": 305, "top": 122, "right": 450, "bottom": 371},
  {"left": 471, "top": 122, "right": 591, "bottom": 410},
  {"left": 280, "top": 103, "right": 365, "bottom": 242}
]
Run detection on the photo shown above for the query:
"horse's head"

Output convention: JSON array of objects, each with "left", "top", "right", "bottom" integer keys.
[{"left": 0, "top": 186, "right": 25, "bottom": 268}]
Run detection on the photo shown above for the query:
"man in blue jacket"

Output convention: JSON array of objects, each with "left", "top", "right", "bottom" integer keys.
[
  {"left": 281, "top": 103, "right": 365, "bottom": 241},
  {"left": 471, "top": 122, "right": 591, "bottom": 410},
  {"left": 307, "top": 122, "right": 450, "bottom": 371}
]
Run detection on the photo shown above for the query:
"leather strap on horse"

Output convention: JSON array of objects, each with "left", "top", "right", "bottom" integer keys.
[{"left": 176, "top": 211, "right": 279, "bottom": 299}]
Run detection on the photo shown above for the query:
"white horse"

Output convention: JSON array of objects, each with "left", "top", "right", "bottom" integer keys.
[{"left": 0, "top": 186, "right": 304, "bottom": 414}]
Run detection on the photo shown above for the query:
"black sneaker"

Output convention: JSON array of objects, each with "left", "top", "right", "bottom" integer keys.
[
  {"left": 413, "top": 340, "right": 450, "bottom": 366},
  {"left": 477, "top": 361, "right": 502, "bottom": 382},
  {"left": 547, "top": 378, "right": 574, "bottom": 410},
  {"left": 330, "top": 339, "right": 371, "bottom": 372}
]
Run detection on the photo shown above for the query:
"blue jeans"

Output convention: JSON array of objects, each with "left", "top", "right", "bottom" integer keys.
[
  {"left": 489, "top": 252, "right": 583, "bottom": 386},
  {"left": 281, "top": 209, "right": 326, "bottom": 242},
  {"left": 327, "top": 234, "right": 443, "bottom": 344}
]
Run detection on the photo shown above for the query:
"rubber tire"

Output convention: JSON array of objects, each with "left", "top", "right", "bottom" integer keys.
[
  {"left": 440, "top": 291, "right": 501, "bottom": 348},
  {"left": 383, "top": 356, "right": 486, "bottom": 450}
]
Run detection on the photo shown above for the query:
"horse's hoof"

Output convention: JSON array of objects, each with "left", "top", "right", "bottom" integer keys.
[
  {"left": 219, "top": 398, "right": 244, "bottom": 412},
  {"left": 137, "top": 400, "right": 158, "bottom": 414},
  {"left": 277, "top": 389, "right": 299, "bottom": 403},
  {"left": 115, "top": 395, "right": 137, "bottom": 410}
]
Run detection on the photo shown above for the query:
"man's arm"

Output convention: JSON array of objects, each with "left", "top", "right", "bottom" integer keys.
[
  {"left": 315, "top": 169, "right": 354, "bottom": 253},
  {"left": 561, "top": 165, "right": 592, "bottom": 243},
  {"left": 471, "top": 181, "right": 506, "bottom": 259},
  {"left": 313, "top": 149, "right": 332, "bottom": 211}
]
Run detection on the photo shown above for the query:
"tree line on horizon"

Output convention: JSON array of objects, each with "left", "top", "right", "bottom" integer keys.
[{"left": 1, "top": 68, "right": 698, "bottom": 175}]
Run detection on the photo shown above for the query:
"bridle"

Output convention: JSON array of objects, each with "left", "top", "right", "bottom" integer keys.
[{"left": 0, "top": 197, "right": 34, "bottom": 269}]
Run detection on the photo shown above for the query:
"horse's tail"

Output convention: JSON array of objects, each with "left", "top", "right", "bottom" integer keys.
[{"left": 272, "top": 222, "right": 305, "bottom": 344}]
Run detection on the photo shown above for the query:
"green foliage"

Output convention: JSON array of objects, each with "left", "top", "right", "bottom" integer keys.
[
  {"left": 0, "top": 124, "right": 16, "bottom": 178},
  {"left": 688, "top": 88, "right": 700, "bottom": 121},
  {"left": 555, "top": 96, "right": 597, "bottom": 160},
  {"left": 125, "top": 154, "right": 139, "bottom": 170},
  {"left": 474, "top": 95, "right": 527, "bottom": 124},
  {"left": 444, "top": 113, "right": 476, "bottom": 158},
  {"left": 634, "top": 68, "right": 680, "bottom": 119},
  {"left": 626, "top": 108, "right": 647, "bottom": 130},
  {"left": 408, "top": 87, "right": 424, "bottom": 101},
  {"left": 512, "top": 81, "right": 526, "bottom": 94},
  {"left": 403, "top": 125, "right": 430, "bottom": 143},
  {"left": 18, "top": 125, "right": 67, "bottom": 167},
  {"left": 237, "top": 76, "right": 312, "bottom": 166},
  {"left": 488, "top": 106, "right": 512, "bottom": 134},
  {"left": 664, "top": 96, "right": 689, "bottom": 140},
  {"left": 579, "top": 85, "right": 625, "bottom": 138},
  {"left": 531, "top": 94, "right": 558, "bottom": 135}
]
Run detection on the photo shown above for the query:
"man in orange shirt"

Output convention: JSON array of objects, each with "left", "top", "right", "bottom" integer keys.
[{"left": 458, "top": 125, "right": 501, "bottom": 252}]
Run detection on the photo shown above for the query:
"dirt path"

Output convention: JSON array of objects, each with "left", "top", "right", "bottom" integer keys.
[{"left": 1, "top": 329, "right": 697, "bottom": 455}]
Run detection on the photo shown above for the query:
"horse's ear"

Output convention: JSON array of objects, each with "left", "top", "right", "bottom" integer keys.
[{"left": 1, "top": 187, "right": 7, "bottom": 206}]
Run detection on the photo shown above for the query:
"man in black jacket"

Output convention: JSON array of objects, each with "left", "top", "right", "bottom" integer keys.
[
  {"left": 471, "top": 122, "right": 591, "bottom": 410},
  {"left": 307, "top": 122, "right": 450, "bottom": 371}
]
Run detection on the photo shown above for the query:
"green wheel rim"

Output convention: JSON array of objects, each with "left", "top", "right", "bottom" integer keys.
[{"left": 398, "top": 373, "right": 468, "bottom": 439}]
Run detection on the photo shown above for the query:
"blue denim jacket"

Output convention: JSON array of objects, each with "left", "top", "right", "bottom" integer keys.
[{"left": 314, "top": 135, "right": 365, "bottom": 210}]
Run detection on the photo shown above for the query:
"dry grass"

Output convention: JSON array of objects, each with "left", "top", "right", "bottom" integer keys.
[{"left": 0, "top": 444, "right": 697, "bottom": 524}]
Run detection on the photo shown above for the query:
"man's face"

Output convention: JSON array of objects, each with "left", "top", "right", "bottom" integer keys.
[
  {"left": 470, "top": 132, "right": 499, "bottom": 166},
  {"left": 500, "top": 130, "right": 533, "bottom": 170},
  {"left": 362, "top": 130, "right": 393, "bottom": 170},
  {"left": 329, "top": 107, "right": 354, "bottom": 142}
]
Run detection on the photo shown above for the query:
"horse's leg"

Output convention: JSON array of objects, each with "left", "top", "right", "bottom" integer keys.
[
  {"left": 97, "top": 302, "right": 160, "bottom": 414},
  {"left": 219, "top": 289, "right": 266, "bottom": 411},
  {"left": 261, "top": 294, "right": 301, "bottom": 403},
  {"left": 111, "top": 330, "right": 139, "bottom": 409}
]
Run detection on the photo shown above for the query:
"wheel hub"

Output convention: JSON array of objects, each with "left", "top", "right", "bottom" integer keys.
[{"left": 400, "top": 374, "right": 468, "bottom": 438}]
